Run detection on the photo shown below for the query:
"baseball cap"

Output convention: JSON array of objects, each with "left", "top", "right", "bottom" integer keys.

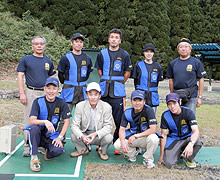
[
  {"left": 86, "top": 82, "right": 101, "bottom": 92},
  {"left": 131, "top": 90, "right": 145, "bottom": 100},
  {"left": 143, "top": 43, "right": 155, "bottom": 52},
  {"left": 45, "top": 77, "right": 59, "bottom": 87},
  {"left": 166, "top": 93, "right": 180, "bottom": 104},
  {"left": 71, "top": 33, "right": 85, "bottom": 41}
]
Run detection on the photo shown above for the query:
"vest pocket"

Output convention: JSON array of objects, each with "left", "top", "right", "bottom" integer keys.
[
  {"left": 114, "top": 81, "right": 126, "bottom": 97},
  {"left": 99, "top": 81, "right": 106, "bottom": 96},
  {"left": 151, "top": 72, "right": 158, "bottom": 83},
  {"left": 60, "top": 87, "right": 74, "bottom": 102},
  {"left": 151, "top": 92, "right": 159, "bottom": 106},
  {"left": 81, "top": 66, "right": 87, "bottom": 77},
  {"left": 113, "top": 60, "right": 122, "bottom": 71}
]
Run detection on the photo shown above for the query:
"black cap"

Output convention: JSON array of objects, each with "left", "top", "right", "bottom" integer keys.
[
  {"left": 143, "top": 43, "right": 155, "bottom": 52},
  {"left": 177, "top": 38, "right": 191, "bottom": 46},
  {"left": 71, "top": 33, "right": 85, "bottom": 41}
]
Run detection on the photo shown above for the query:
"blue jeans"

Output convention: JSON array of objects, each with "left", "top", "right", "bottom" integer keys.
[{"left": 182, "top": 97, "right": 197, "bottom": 115}]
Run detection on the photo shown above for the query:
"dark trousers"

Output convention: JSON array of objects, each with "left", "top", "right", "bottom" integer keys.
[
  {"left": 29, "top": 125, "right": 64, "bottom": 159},
  {"left": 163, "top": 137, "right": 202, "bottom": 168},
  {"left": 101, "top": 96, "right": 124, "bottom": 143}
]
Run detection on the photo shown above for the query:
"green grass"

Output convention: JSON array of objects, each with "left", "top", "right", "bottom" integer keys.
[{"left": 0, "top": 80, "right": 18, "bottom": 90}]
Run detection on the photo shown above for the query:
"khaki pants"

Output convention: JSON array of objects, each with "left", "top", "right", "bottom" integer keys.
[
  {"left": 114, "top": 134, "right": 159, "bottom": 162},
  {"left": 23, "top": 88, "right": 44, "bottom": 149}
]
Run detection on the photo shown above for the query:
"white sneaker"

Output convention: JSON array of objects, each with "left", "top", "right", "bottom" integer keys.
[
  {"left": 38, "top": 147, "right": 46, "bottom": 155},
  {"left": 143, "top": 159, "right": 155, "bottom": 168},
  {"left": 124, "top": 154, "right": 136, "bottom": 162}
]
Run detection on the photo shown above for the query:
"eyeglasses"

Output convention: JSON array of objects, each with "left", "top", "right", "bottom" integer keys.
[{"left": 32, "top": 43, "right": 45, "bottom": 46}]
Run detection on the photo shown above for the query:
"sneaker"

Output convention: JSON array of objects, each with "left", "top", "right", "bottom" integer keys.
[
  {"left": 124, "top": 154, "right": 137, "bottom": 162},
  {"left": 143, "top": 159, "right": 155, "bottom": 169},
  {"left": 96, "top": 146, "right": 100, "bottom": 151},
  {"left": 114, "top": 149, "right": 121, "bottom": 155},
  {"left": 70, "top": 148, "right": 89, "bottom": 157},
  {"left": 38, "top": 147, "right": 46, "bottom": 155},
  {"left": 184, "top": 159, "right": 196, "bottom": 168},
  {"left": 30, "top": 159, "right": 41, "bottom": 172},
  {"left": 97, "top": 149, "right": 109, "bottom": 160},
  {"left": 23, "top": 149, "right": 30, "bottom": 157}
]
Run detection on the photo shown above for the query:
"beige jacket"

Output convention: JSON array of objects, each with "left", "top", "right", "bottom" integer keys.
[{"left": 71, "top": 100, "right": 113, "bottom": 139}]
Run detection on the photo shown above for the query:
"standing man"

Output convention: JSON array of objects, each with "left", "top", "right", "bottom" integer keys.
[
  {"left": 133, "top": 43, "right": 163, "bottom": 114},
  {"left": 166, "top": 38, "right": 207, "bottom": 114},
  {"left": 70, "top": 82, "right": 113, "bottom": 160},
  {"left": 158, "top": 93, "right": 202, "bottom": 169},
  {"left": 95, "top": 28, "right": 132, "bottom": 154},
  {"left": 57, "top": 33, "right": 93, "bottom": 113},
  {"left": 17, "top": 36, "right": 56, "bottom": 157},
  {"left": 29, "top": 77, "right": 71, "bottom": 172},
  {"left": 114, "top": 90, "right": 159, "bottom": 168}
]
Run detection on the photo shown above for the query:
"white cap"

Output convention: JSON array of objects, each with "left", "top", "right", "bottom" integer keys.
[{"left": 86, "top": 82, "right": 101, "bottom": 92}]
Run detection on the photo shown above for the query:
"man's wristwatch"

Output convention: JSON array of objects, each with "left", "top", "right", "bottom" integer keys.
[
  {"left": 198, "top": 96, "right": 203, "bottom": 99},
  {"left": 58, "top": 135, "right": 64, "bottom": 141},
  {"left": 190, "top": 140, "right": 195, "bottom": 145}
]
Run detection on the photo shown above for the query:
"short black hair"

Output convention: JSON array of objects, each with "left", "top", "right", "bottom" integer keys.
[{"left": 109, "top": 28, "right": 122, "bottom": 39}]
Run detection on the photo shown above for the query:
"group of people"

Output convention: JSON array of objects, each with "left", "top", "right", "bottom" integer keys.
[{"left": 17, "top": 28, "right": 207, "bottom": 172}]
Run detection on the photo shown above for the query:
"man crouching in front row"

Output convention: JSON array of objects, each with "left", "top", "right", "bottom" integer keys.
[
  {"left": 70, "top": 82, "right": 113, "bottom": 160},
  {"left": 114, "top": 90, "right": 160, "bottom": 168},
  {"left": 28, "top": 77, "right": 71, "bottom": 172},
  {"left": 158, "top": 93, "right": 202, "bottom": 168}
]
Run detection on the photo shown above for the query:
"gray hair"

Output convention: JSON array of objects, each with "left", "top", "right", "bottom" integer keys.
[{"left": 32, "top": 36, "right": 46, "bottom": 44}]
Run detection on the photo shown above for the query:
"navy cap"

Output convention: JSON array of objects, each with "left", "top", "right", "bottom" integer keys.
[
  {"left": 143, "top": 43, "right": 155, "bottom": 52},
  {"left": 131, "top": 90, "right": 145, "bottom": 100},
  {"left": 45, "top": 77, "right": 59, "bottom": 87},
  {"left": 71, "top": 33, "right": 85, "bottom": 41},
  {"left": 166, "top": 93, "right": 180, "bottom": 104},
  {"left": 177, "top": 38, "right": 191, "bottom": 46}
]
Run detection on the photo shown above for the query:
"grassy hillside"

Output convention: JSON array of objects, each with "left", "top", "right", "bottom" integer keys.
[{"left": 0, "top": 3, "right": 70, "bottom": 66}]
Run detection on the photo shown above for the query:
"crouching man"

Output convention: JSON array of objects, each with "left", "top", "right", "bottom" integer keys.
[
  {"left": 70, "top": 82, "right": 113, "bottom": 160},
  {"left": 114, "top": 90, "right": 159, "bottom": 168},
  {"left": 29, "top": 77, "right": 71, "bottom": 172},
  {"left": 158, "top": 93, "right": 202, "bottom": 168}
]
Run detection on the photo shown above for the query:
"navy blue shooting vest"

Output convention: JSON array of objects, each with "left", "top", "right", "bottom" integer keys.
[
  {"left": 60, "top": 52, "right": 87, "bottom": 102},
  {"left": 124, "top": 106, "right": 161, "bottom": 138},
  {"left": 163, "top": 107, "right": 192, "bottom": 149},
  {"left": 37, "top": 96, "right": 61, "bottom": 139},
  {"left": 99, "top": 48, "right": 126, "bottom": 97},
  {"left": 136, "top": 61, "right": 159, "bottom": 106}
]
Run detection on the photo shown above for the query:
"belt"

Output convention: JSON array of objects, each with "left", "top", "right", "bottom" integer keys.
[{"left": 27, "top": 86, "right": 44, "bottom": 91}]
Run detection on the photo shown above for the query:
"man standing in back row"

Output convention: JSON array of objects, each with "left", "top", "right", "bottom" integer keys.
[
  {"left": 95, "top": 28, "right": 132, "bottom": 154},
  {"left": 17, "top": 36, "right": 56, "bottom": 157},
  {"left": 58, "top": 33, "right": 93, "bottom": 113},
  {"left": 166, "top": 38, "right": 207, "bottom": 114}
]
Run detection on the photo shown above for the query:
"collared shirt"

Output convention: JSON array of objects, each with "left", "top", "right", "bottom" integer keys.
[{"left": 87, "top": 105, "right": 97, "bottom": 131}]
